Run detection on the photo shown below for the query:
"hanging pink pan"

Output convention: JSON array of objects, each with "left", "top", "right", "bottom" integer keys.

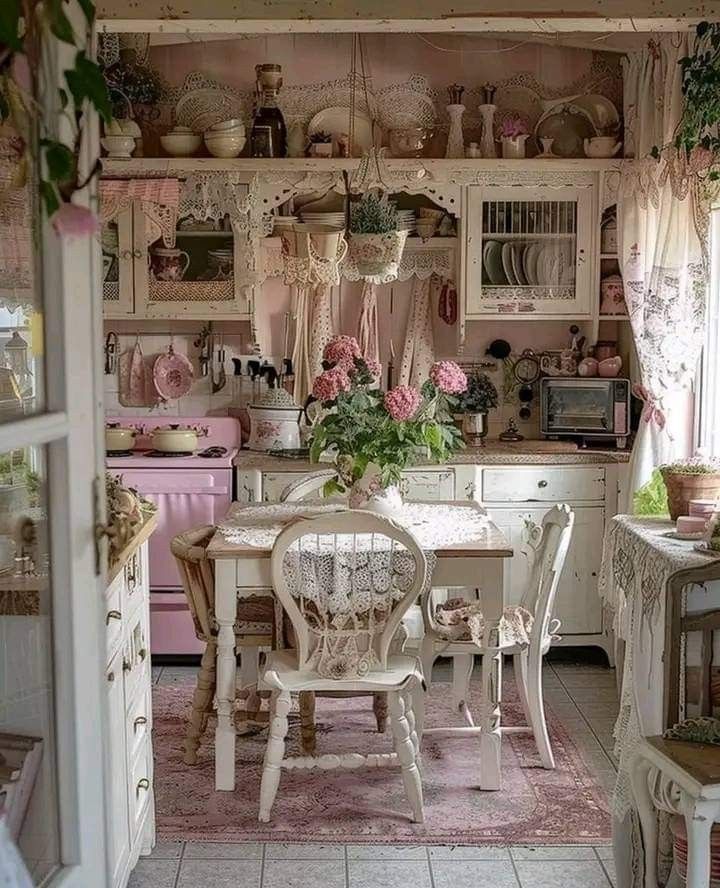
[{"left": 153, "top": 345, "right": 194, "bottom": 400}]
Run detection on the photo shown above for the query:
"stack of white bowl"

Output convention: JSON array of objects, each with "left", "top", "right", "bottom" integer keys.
[
  {"left": 160, "top": 125, "right": 203, "bottom": 157},
  {"left": 300, "top": 211, "right": 346, "bottom": 231},
  {"left": 204, "top": 118, "right": 246, "bottom": 158},
  {"left": 396, "top": 210, "right": 417, "bottom": 234}
]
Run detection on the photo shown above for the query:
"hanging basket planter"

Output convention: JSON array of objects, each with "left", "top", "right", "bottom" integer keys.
[{"left": 348, "top": 230, "right": 408, "bottom": 285}]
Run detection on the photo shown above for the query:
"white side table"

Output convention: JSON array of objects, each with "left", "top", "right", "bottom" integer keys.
[{"left": 632, "top": 736, "right": 720, "bottom": 887}]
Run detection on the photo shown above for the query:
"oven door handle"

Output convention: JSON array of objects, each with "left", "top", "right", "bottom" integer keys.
[{"left": 132, "top": 483, "right": 229, "bottom": 495}]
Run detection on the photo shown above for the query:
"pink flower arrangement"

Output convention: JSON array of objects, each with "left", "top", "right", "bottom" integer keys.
[
  {"left": 51, "top": 202, "right": 100, "bottom": 240},
  {"left": 323, "top": 335, "right": 361, "bottom": 368},
  {"left": 430, "top": 360, "right": 467, "bottom": 395},
  {"left": 364, "top": 357, "right": 382, "bottom": 381},
  {"left": 312, "top": 364, "right": 352, "bottom": 402},
  {"left": 384, "top": 385, "right": 422, "bottom": 421},
  {"left": 499, "top": 116, "right": 529, "bottom": 140}
]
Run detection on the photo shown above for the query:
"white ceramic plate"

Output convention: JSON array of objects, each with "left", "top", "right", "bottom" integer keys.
[
  {"left": 534, "top": 104, "right": 596, "bottom": 158},
  {"left": 501, "top": 242, "right": 517, "bottom": 286},
  {"left": 307, "top": 107, "right": 374, "bottom": 155},
  {"left": 523, "top": 243, "right": 540, "bottom": 285},
  {"left": 484, "top": 240, "right": 506, "bottom": 286},
  {"left": 570, "top": 94, "right": 620, "bottom": 134},
  {"left": 511, "top": 242, "right": 527, "bottom": 285}
]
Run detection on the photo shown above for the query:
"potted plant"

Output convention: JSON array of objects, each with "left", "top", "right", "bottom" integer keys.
[
  {"left": 456, "top": 371, "right": 498, "bottom": 445},
  {"left": 308, "top": 338, "right": 465, "bottom": 513},
  {"left": 348, "top": 192, "right": 408, "bottom": 284},
  {"left": 659, "top": 457, "right": 720, "bottom": 520},
  {"left": 499, "top": 116, "right": 530, "bottom": 159}
]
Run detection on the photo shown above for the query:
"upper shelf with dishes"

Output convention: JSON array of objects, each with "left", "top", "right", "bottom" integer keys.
[{"left": 100, "top": 63, "right": 624, "bottom": 165}]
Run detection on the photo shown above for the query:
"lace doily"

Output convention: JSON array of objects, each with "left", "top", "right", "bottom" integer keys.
[
  {"left": 218, "top": 501, "right": 491, "bottom": 553},
  {"left": 434, "top": 599, "right": 535, "bottom": 647}
]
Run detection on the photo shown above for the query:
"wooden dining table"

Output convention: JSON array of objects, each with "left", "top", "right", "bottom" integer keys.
[{"left": 206, "top": 500, "right": 513, "bottom": 794}]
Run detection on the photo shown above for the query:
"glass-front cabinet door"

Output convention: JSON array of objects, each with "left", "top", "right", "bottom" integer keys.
[
  {"left": 101, "top": 206, "right": 135, "bottom": 318},
  {"left": 465, "top": 184, "right": 594, "bottom": 318}
]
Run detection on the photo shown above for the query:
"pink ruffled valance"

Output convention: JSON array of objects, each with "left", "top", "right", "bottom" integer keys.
[{"left": 100, "top": 178, "right": 181, "bottom": 247}]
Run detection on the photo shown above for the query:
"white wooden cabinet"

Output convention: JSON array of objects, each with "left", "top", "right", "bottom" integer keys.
[
  {"left": 465, "top": 180, "right": 596, "bottom": 319},
  {"left": 104, "top": 540, "right": 155, "bottom": 888},
  {"left": 101, "top": 199, "right": 251, "bottom": 321}
]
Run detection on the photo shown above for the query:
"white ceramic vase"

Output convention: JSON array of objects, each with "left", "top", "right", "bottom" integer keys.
[
  {"left": 478, "top": 104, "right": 497, "bottom": 159},
  {"left": 445, "top": 104, "right": 466, "bottom": 159},
  {"left": 347, "top": 464, "right": 404, "bottom": 515},
  {"left": 501, "top": 135, "right": 529, "bottom": 159}
]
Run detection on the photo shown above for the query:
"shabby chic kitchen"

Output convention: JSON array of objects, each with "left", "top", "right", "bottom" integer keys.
[{"left": 3, "top": 12, "right": 720, "bottom": 888}]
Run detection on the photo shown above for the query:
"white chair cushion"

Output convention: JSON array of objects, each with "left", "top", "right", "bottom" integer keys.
[
  {"left": 259, "top": 649, "right": 424, "bottom": 693},
  {"left": 434, "top": 597, "right": 534, "bottom": 648}
]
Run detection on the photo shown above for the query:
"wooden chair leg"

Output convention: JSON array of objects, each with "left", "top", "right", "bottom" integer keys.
[
  {"left": 513, "top": 650, "right": 532, "bottom": 726},
  {"left": 527, "top": 648, "right": 554, "bottom": 769},
  {"left": 417, "top": 635, "right": 436, "bottom": 740},
  {"left": 389, "top": 690, "right": 424, "bottom": 824},
  {"left": 298, "top": 691, "right": 317, "bottom": 755},
  {"left": 372, "top": 692, "right": 388, "bottom": 733},
  {"left": 183, "top": 640, "right": 216, "bottom": 765},
  {"left": 258, "top": 689, "right": 291, "bottom": 823}
]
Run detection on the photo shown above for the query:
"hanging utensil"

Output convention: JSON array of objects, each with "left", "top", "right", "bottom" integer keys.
[
  {"left": 104, "top": 331, "right": 118, "bottom": 375},
  {"left": 211, "top": 332, "right": 227, "bottom": 394}
]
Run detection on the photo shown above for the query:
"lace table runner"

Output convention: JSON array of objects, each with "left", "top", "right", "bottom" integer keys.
[
  {"left": 598, "top": 515, "right": 720, "bottom": 887},
  {"left": 218, "top": 501, "right": 491, "bottom": 552}
]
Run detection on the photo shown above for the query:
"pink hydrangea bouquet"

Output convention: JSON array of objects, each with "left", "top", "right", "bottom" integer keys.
[{"left": 309, "top": 336, "right": 466, "bottom": 499}]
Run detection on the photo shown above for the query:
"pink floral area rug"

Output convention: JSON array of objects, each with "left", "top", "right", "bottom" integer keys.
[{"left": 153, "top": 678, "right": 611, "bottom": 846}]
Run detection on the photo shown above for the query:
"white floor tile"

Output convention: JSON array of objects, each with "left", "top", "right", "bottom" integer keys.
[
  {"left": 514, "top": 859, "right": 611, "bottom": 887},
  {"left": 127, "top": 860, "right": 180, "bottom": 888},
  {"left": 184, "top": 840, "right": 263, "bottom": 858},
  {"left": 510, "top": 845, "right": 597, "bottom": 860},
  {"left": 147, "top": 839, "right": 183, "bottom": 859},
  {"left": 428, "top": 845, "right": 511, "bottom": 860},
  {"left": 348, "top": 859, "right": 431, "bottom": 888},
  {"left": 266, "top": 842, "right": 345, "bottom": 859},
  {"left": 178, "top": 858, "right": 262, "bottom": 888},
  {"left": 263, "top": 859, "right": 346, "bottom": 888},
  {"left": 432, "top": 859, "right": 520, "bottom": 888},
  {"left": 346, "top": 844, "right": 426, "bottom": 860}
]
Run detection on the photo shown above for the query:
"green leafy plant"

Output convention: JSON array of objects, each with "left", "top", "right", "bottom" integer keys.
[
  {"left": 349, "top": 192, "right": 399, "bottom": 235},
  {"left": 0, "top": 0, "right": 111, "bottom": 219},
  {"left": 651, "top": 21, "right": 720, "bottom": 179},
  {"left": 457, "top": 372, "right": 498, "bottom": 414},
  {"left": 633, "top": 468, "right": 669, "bottom": 516}
]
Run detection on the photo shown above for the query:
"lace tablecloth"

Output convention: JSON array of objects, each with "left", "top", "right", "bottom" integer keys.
[
  {"left": 598, "top": 515, "right": 720, "bottom": 888},
  {"left": 218, "top": 501, "right": 491, "bottom": 552}
]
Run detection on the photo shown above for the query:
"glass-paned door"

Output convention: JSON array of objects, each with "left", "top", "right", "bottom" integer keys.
[
  {"left": 101, "top": 207, "right": 135, "bottom": 317},
  {"left": 466, "top": 185, "right": 594, "bottom": 317},
  {"left": 0, "top": 12, "right": 107, "bottom": 888}
]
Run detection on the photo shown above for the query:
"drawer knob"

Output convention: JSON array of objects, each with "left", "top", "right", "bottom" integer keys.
[
  {"left": 134, "top": 716, "right": 148, "bottom": 731},
  {"left": 138, "top": 647, "right": 147, "bottom": 662},
  {"left": 537, "top": 480, "right": 548, "bottom": 488},
  {"left": 136, "top": 778, "right": 150, "bottom": 795},
  {"left": 123, "top": 657, "right": 132, "bottom": 672},
  {"left": 106, "top": 610, "right": 121, "bottom": 624},
  {"left": 107, "top": 671, "right": 115, "bottom": 683}
]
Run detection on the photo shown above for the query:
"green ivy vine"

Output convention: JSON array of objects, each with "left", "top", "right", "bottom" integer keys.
[{"left": 0, "top": 0, "right": 111, "bottom": 217}]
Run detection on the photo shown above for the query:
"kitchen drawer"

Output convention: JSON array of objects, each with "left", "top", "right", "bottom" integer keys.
[
  {"left": 400, "top": 470, "right": 455, "bottom": 502},
  {"left": 482, "top": 466, "right": 605, "bottom": 503},
  {"left": 128, "top": 744, "right": 153, "bottom": 841},
  {"left": 105, "top": 571, "right": 124, "bottom": 661},
  {"left": 123, "top": 549, "right": 143, "bottom": 620},
  {"left": 126, "top": 687, "right": 152, "bottom": 763},
  {"left": 123, "top": 608, "right": 150, "bottom": 704}
]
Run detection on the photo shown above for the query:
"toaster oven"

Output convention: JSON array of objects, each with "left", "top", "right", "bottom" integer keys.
[{"left": 540, "top": 378, "right": 630, "bottom": 449}]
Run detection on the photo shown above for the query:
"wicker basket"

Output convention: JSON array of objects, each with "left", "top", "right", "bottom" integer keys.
[{"left": 660, "top": 468, "right": 720, "bottom": 521}]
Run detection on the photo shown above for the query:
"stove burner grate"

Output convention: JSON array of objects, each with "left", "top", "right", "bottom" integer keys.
[{"left": 106, "top": 450, "right": 135, "bottom": 458}]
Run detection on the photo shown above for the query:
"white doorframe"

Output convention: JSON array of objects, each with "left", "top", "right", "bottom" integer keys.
[{"left": 0, "top": 8, "right": 110, "bottom": 886}]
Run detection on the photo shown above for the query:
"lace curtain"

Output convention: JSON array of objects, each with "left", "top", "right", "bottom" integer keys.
[
  {"left": 617, "top": 35, "right": 706, "bottom": 511},
  {"left": 0, "top": 135, "right": 35, "bottom": 314}
]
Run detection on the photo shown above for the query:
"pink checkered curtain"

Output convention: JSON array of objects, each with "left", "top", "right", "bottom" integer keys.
[
  {"left": 398, "top": 276, "right": 436, "bottom": 387},
  {"left": 618, "top": 34, "right": 708, "bottom": 511},
  {"left": 0, "top": 135, "right": 34, "bottom": 314},
  {"left": 99, "top": 178, "right": 180, "bottom": 246},
  {"left": 357, "top": 280, "right": 379, "bottom": 364}
]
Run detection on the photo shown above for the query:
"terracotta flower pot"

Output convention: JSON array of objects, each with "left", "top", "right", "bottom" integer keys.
[{"left": 660, "top": 468, "right": 720, "bottom": 521}]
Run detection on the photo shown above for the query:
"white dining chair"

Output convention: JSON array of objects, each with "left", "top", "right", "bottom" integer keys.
[
  {"left": 257, "top": 510, "right": 428, "bottom": 823},
  {"left": 417, "top": 503, "right": 574, "bottom": 770}
]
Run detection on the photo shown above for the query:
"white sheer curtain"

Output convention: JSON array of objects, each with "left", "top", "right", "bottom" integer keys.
[{"left": 618, "top": 35, "right": 707, "bottom": 510}]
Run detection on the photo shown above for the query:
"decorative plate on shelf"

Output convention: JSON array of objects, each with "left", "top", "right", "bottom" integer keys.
[
  {"left": 483, "top": 240, "right": 506, "bottom": 286},
  {"left": 570, "top": 94, "right": 620, "bottom": 135},
  {"left": 307, "top": 107, "right": 374, "bottom": 155},
  {"left": 176, "top": 86, "right": 246, "bottom": 135},
  {"left": 534, "top": 104, "right": 596, "bottom": 158},
  {"left": 501, "top": 243, "right": 517, "bottom": 286}
]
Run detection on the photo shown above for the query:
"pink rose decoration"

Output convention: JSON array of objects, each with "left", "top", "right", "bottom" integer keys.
[
  {"left": 430, "top": 360, "right": 467, "bottom": 395},
  {"left": 364, "top": 357, "right": 382, "bottom": 381},
  {"left": 323, "top": 335, "right": 361, "bottom": 368},
  {"left": 384, "top": 385, "right": 422, "bottom": 421},
  {"left": 312, "top": 365, "right": 351, "bottom": 402},
  {"left": 51, "top": 202, "right": 100, "bottom": 239}
]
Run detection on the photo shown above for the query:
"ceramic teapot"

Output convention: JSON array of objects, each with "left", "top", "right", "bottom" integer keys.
[{"left": 584, "top": 136, "right": 622, "bottom": 158}]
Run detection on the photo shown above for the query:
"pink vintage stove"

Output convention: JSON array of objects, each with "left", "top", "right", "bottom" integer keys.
[{"left": 106, "top": 416, "right": 241, "bottom": 658}]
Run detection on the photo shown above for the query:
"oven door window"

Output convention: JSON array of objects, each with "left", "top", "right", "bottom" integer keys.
[{"left": 546, "top": 385, "right": 613, "bottom": 432}]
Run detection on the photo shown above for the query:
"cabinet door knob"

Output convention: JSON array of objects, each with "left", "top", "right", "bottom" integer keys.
[
  {"left": 132, "top": 248, "right": 143, "bottom": 259},
  {"left": 121, "top": 249, "right": 132, "bottom": 259},
  {"left": 134, "top": 716, "right": 148, "bottom": 731},
  {"left": 138, "top": 647, "right": 147, "bottom": 662},
  {"left": 106, "top": 609, "right": 121, "bottom": 624},
  {"left": 123, "top": 657, "right": 132, "bottom": 672},
  {"left": 136, "top": 778, "right": 150, "bottom": 794},
  {"left": 537, "top": 480, "right": 548, "bottom": 488},
  {"left": 107, "top": 671, "right": 115, "bottom": 682}
]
